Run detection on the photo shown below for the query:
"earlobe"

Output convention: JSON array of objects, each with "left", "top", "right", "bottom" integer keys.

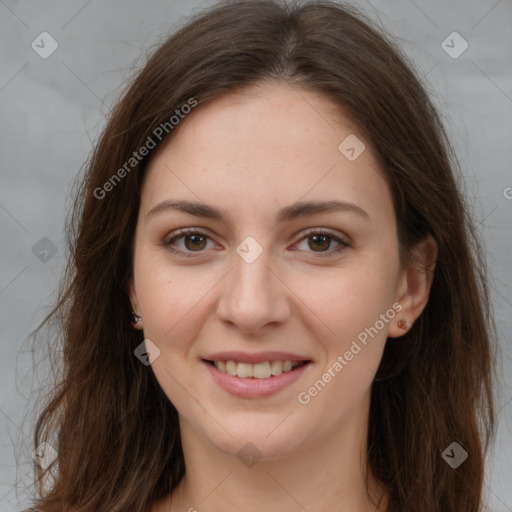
[{"left": 388, "top": 233, "right": 438, "bottom": 338}]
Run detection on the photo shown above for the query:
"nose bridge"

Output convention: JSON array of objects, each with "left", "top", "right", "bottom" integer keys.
[{"left": 216, "top": 242, "right": 289, "bottom": 333}]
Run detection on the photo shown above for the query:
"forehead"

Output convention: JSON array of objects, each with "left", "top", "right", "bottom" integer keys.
[
  {"left": 140, "top": 82, "right": 394, "bottom": 228},
  {"left": 159, "top": 82, "right": 361, "bottom": 165}
]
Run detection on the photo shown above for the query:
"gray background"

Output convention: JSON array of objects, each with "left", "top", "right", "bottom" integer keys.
[{"left": 1, "top": 0, "right": 511, "bottom": 510}]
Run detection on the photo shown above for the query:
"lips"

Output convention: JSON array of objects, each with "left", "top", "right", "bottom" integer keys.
[{"left": 201, "top": 351, "right": 312, "bottom": 398}]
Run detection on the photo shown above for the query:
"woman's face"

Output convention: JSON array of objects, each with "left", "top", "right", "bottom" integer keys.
[{"left": 130, "top": 82, "right": 409, "bottom": 459}]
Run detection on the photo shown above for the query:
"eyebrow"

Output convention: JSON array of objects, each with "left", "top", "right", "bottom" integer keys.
[{"left": 146, "top": 199, "right": 370, "bottom": 223}]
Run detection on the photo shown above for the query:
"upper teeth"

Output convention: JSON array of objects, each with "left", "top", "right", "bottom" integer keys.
[{"left": 213, "top": 360, "right": 302, "bottom": 379}]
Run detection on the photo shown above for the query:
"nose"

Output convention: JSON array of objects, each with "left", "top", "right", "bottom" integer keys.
[{"left": 216, "top": 246, "right": 291, "bottom": 336}]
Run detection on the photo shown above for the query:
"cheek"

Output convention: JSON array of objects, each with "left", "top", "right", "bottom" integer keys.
[
  {"left": 134, "top": 253, "right": 205, "bottom": 350},
  {"left": 300, "top": 259, "right": 397, "bottom": 344},
  {"left": 137, "top": 265, "right": 207, "bottom": 404},
  {"left": 296, "top": 276, "right": 393, "bottom": 414},
  {"left": 298, "top": 260, "right": 397, "bottom": 401}
]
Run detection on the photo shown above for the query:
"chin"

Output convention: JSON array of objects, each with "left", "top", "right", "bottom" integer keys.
[{"left": 192, "top": 411, "right": 312, "bottom": 463}]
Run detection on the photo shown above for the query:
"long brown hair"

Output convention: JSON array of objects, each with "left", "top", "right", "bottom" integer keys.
[{"left": 30, "top": 1, "right": 497, "bottom": 511}]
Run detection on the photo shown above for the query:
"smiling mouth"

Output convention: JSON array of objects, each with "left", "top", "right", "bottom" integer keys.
[{"left": 204, "top": 359, "right": 310, "bottom": 379}]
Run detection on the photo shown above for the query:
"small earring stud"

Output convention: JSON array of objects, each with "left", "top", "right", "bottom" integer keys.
[
  {"left": 397, "top": 319, "right": 408, "bottom": 330},
  {"left": 132, "top": 312, "right": 142, "bottom": 325}
]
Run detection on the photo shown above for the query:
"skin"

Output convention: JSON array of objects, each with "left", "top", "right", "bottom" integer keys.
[{"left": 129, "top": 82, "right": 438, "bottom": 512}]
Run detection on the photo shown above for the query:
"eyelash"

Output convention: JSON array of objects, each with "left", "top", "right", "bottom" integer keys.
[{"left": 161, "top": 227, "right": 350, "bottom": 259}]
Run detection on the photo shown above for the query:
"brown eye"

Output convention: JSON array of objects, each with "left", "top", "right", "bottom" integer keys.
[
  {"left": 294, "top": 230, "right": 350, "bottom": 258},
  {"left": 308, "top": 234, "right": 332, "bottom": 252},
  {"left": 183, "top": 234, "right": 207, "bottom": 251},
  {"left": 163, "top": 229, "right": 215, "bottom": 257},
  {"left": 163, "top": 228, "right": 350, "bottom": 259}
]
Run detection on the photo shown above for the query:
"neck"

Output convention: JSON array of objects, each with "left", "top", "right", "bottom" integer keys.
[{"left": 160, "top": 392, "right": 388, "bottom": 512}]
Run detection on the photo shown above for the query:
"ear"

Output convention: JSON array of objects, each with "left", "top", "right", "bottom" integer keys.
[
  {"left": 388, "top": 233, "right": 438, "bottom": 338},
  {"left": 128, "top": 278, "right": 143, "bottom": 331}
]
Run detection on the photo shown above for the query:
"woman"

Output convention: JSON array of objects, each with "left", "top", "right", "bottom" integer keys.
[{"left": 28, "top": 1, "right": 496, "bottom": 511}]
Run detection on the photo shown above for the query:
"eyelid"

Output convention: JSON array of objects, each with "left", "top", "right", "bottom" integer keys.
[
  {"left": 298, "top": 227, "right": 351, "bottom": 245},
  {"left": 163, "top": 226, "right": 214, "bottom": 243},
  {"left": 162, "top": 226, "right": 351, "bottom": 258}
]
